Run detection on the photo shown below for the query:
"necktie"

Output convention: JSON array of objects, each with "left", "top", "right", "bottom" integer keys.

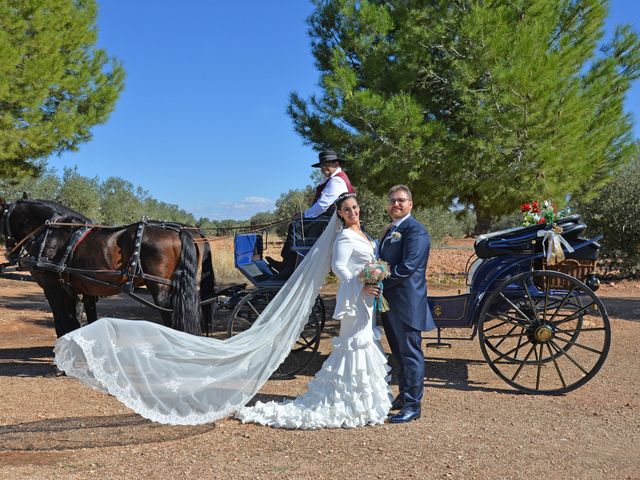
[{"left": 382, "top": 224, "right": 397, "bottom": 246}]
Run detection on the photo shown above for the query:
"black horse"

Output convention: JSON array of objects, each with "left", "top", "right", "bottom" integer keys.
[{"left": 0, "top": 197, "right": 214, "bottom": 337}]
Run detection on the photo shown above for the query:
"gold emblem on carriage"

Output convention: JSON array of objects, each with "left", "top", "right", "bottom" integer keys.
[{"left": 433, "top": 305, "right": 443, "bottom": 316}]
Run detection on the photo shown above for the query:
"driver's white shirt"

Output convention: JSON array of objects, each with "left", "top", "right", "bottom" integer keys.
[{"left": 304, "top": 167, "right": 349, "bottom": 218}]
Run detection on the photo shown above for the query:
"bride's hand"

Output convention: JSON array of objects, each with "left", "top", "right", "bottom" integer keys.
[{"left": 364, "top": 284, "right": 381, "bottom": 297}]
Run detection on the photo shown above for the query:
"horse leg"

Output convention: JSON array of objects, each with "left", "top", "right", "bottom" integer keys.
[
  {"left": 145, "top": 283, "right": 174, "bottom": 328},
  {"left": 43, "top": 286, "right": 81, "bottom": 337},
  {"left": 82, "top": 295, "right": 98, "bottom": 324}
]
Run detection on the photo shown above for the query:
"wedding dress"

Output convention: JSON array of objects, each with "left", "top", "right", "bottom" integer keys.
[
  {"left": 235, "top": 228, "right": 391, "bottom": 429},
  {"left": 54, "top": 215, "right": 390, "bottom": 427}
]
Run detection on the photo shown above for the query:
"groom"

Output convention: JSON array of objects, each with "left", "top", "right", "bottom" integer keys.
[{"left": 378, "top": 185, "right": 435, "bottom": 423}]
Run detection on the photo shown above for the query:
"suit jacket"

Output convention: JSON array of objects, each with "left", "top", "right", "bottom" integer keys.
[{"left": 379, "top": 215, "right": 435, "bottom": 331}]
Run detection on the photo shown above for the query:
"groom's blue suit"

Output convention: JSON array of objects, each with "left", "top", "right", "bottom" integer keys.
[{"left": 379, "top": 215, "right": 435, "bottom": 411}]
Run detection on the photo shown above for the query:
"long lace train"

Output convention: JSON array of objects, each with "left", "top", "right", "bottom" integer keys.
[{"left": 54, "top": 215, "right": 340, "bottom": 425}]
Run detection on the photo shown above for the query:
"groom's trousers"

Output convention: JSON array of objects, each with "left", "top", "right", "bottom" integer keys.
[{"left": 381, "top": 313, "right": 425, "bottom": 410}]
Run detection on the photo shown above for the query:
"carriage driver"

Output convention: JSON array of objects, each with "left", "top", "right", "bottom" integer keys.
[{"left": 268, "top": 150, "right": 354, "bottom": 279}]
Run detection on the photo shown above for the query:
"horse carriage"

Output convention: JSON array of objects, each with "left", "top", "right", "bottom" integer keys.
[
  {"left": 1, "top": 197, "right": 610, "bottom": 393},
  {"left": 425, "top": 214, "right": 610, "bottom": 394}
]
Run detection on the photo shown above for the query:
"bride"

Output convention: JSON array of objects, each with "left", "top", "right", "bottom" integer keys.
[{"left": 54, "top": 192, "right": 391, "bottom": 428}]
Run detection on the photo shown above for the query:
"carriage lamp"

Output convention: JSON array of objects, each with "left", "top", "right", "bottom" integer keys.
[{"left": 585, "top": 274, "right": 600, "bottom": 291}]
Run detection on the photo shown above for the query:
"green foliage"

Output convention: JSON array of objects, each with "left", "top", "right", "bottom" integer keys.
[
  {"left": 0, "top": 163, "right": 61, "bottom": 199},
  {"left": 99, "top": 177, "right": 146, "bottom": 225},
  {"left": 579, "top": 155, "right": 640, "bottom": 278},
  {"left": 249, "top": 210, "right": 279, "bottom": 234},
  {"left": 143, "top": 198, "right": 196, "bottom": 225},
  {"left": 290, "top": 0, "right": 640, "bottom": 233},
  {"left": 0, "top": 168, "right": 199, "bottom": 226},
  {"left": 57, "top": 167, "right": 101, "bottom": 220},
  {"left": 413, "top": 205, "right": 467, "bottom": 246},
  {"left": 355, "top": 187, "right": 387, "bottom": 237},
  {"left": 0, "top": 0, "right": 124, "bottom": 179},
  {"left": 273, "top": 187, "right": 315, "bottom": 237}
]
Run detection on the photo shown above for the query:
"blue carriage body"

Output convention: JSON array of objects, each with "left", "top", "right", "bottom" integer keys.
[{"left": 427, "top": 215, "right": 601, "bottom": 329}]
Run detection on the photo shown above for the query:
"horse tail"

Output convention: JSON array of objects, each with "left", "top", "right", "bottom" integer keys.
[
  {"left": 169, "top": 229, "right": 201, "bottom": 335},
  {"left": 197, "top": 229, "right": 216, "bottom": 335}
]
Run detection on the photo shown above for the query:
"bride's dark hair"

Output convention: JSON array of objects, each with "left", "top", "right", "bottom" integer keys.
[{"left": 335, "top": 192, "right": 357, "bottom": 226}]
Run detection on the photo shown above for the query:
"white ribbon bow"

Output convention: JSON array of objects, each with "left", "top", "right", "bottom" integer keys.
[{"left": 537, "top": 225, "right": 574, "bottom": 265}]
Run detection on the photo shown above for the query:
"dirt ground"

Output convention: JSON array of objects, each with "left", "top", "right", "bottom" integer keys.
[{"left": 0, "top": 241, "right": 639, "bottom": 480}]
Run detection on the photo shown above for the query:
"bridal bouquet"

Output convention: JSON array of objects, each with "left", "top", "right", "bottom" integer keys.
[{"left": 358, "top": 259, "right": 391, "bottom": 312}]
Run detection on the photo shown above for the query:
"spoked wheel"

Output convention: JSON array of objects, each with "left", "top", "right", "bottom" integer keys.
[
  {"left": 227, "top": 288, "right": 323, "bottom": 379},
  {"left": 478, "top": 270, "right": 610, "bottom": 394},
  {"left": 272, "top": 296, "right": 323, "bottom": 379},
  {"left": 227, "top": 288, "right": 279, "bottom": 336}
]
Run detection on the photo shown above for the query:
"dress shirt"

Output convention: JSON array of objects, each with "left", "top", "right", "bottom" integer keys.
[{"left": 304, "top": 167, "right": 349, "bottom": 218}]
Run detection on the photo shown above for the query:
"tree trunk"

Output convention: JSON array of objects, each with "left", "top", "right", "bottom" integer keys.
[{"left": 473, "top": 213, "right": 492, "bottom": 236}]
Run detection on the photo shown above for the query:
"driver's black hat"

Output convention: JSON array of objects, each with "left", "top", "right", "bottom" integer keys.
[{"left": 311, "top": 150, "right": 346, "bottom": 168}]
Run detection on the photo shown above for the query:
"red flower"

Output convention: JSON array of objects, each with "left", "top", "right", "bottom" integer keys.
[
  {"left": 537, "top": 217, "right": 546, "bottom": 224},
  {"left": 531, "top": 201, "right": 540, "bottom": 213},
  {"left": 521, "top": 203, "right": 531, "bottom": 212}
]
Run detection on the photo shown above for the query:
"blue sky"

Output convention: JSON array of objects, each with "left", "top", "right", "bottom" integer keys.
[{"left": 46, "top": 1, "right": 640, "bottom": 220}]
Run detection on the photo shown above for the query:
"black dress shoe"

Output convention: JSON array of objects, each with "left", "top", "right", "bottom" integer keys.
[
  {"left": 388, "top": 407, "right": 421, "bottom": 424},
  {"left": 390, "top": 396, "right": 404, "bottom": 411}
]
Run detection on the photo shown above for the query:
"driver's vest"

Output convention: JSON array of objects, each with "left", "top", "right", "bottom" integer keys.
[{"left": 313, "top": 171, "right": 354, "bottom": 202}]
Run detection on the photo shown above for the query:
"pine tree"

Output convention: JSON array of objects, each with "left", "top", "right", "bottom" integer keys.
[
  {"left": 0, "top": 0, "right": 124, "bottom": 179},
  {"left": 289, "top": 0, "right": 640, "bottom": 232}
]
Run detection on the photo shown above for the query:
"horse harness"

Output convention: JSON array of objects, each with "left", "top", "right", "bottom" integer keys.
[
  {"left": 0, "top": 201, "right": 22, "bottom": 265},
  {"left": 10, "top": 214, "right": 187, "bottom": 294}
]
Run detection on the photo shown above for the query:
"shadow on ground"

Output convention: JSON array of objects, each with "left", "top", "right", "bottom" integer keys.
[
  {"left": 0, "top": 346, "right": 55, "bottom": 377},
  {"left": 600, "top": 296, "right": 640, "bottom": 322},
  {"left": 0, "top": 414, "right": 216, "bottom": 451}
]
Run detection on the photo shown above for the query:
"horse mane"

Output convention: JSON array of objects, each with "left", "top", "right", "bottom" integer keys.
[{"left": 19, "top": 199, "right": 91, "bottom": 223}]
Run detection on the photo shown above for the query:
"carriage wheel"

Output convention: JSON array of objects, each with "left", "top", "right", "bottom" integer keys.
[
  {"left": 227, "top": 288, "right": 323, "bottom": 379},
  {"left": 227, "top": 288, "right": 278, "bottom": 336},
  {"left": 483, "top": 289, "right": 584, "bottom": 365},
  {"left": 272, "top": 296, "right": 323, "bottom": 379},
  {"left": 478, "top": 270, "right": 610, "bottom": 394}
]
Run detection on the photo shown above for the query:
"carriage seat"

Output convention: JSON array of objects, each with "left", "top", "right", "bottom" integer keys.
[
  {"left": 474, "top": 215, "right": 586, "bottom": 259},
  {"left": 291, "top": 217, "right": 331, "bottom": 252},
  {"left": 234, "top": 233, "right": 284, "bottom": 286}
]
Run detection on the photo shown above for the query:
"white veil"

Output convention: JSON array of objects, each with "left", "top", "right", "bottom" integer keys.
[{"left": 54, "top": 214, "right": 340, "bottom": 425}]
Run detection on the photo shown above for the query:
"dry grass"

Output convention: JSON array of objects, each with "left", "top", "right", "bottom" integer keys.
[{"left": 207, "top": 235, "right": 284, "bottom": 284}]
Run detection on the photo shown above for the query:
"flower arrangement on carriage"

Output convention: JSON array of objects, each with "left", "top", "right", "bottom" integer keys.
[
  {"left": 520, "top": 199, "right": 568, "bottom": 227},
  {"left": 520, "top": 199, "right": 573, "bottom": 265}
]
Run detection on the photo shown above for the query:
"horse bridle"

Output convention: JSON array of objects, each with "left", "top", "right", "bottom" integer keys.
[
  {"left": 0, "top": 201, "right": 55, "bottom": 266},
  {"left": 0, "top": 201, "right": 18, "bottom": 263}
]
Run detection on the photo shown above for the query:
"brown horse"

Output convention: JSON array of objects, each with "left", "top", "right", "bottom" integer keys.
[{"left": 0, "top": 198, "right": 213, "bottom": 337}]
